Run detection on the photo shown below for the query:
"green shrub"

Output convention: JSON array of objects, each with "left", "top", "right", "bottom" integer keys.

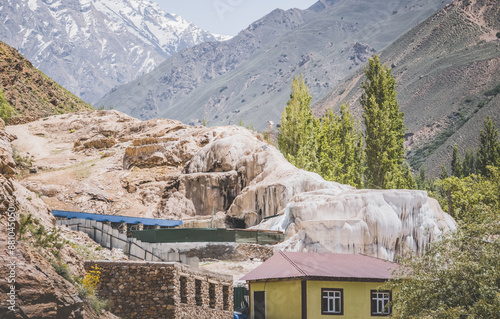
[
  {"left": 52, "top": 260, "right": 72, "bottom": 283},
  {"left": 484, "top": 83, "right": 500, "bottom": 97},
  {"left": 0, "top": 90, "right": 14, "bottom": 123},
  {"left": 87, "top": 294, "right": 109, "bottom": 313},
  {"left": 13, "top": 148, "right": 33, "bottom": 169},
  {"left": 19, "top": 214, "right": 34, "bottom": 239}
]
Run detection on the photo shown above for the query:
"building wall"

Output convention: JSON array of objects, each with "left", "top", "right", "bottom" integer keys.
[
  {"left": 307, "top": 280, "right": 386, "bottom": 319},
  {"left": 248, "top": 279, "right": 388, "bottom": 319},
  {"left": 249, "top": 279, "right": 302, "bottom": 319},
  {"left": 84, "top": 261, "right": 233, "bottom": 319}
]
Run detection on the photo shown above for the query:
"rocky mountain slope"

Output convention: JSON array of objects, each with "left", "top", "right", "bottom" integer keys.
[
  {"left": 97, "top": 0, "right": 450, "bottom": 129},
  {"left": 7, "top": 110, "right": 455, "bottom": 262},
  {"left": 0, "top": 40, "right": 92, "bottom": 123},
  {"left": 314, "top": 0, "right": 500, "bottom": 175},
  {"left": 0, "top": 0, "right": 229, "bottom": 104},
  {"left": 0, "top": 117, "right": 120, "bottom": 318}
]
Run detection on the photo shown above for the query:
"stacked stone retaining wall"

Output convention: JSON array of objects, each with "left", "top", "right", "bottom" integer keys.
[{"left": 84, "top": 261, "right": 233, "bottom": 319}]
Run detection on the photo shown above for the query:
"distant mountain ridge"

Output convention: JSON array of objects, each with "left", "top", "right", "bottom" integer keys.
[
  {"left": 0, "top": 0, "right": 229, "bottom": 103},
  {"left": 97, "top": 5, "right": 319, "bottom": 122},
  {"left": 97, "top": 0, "right": 451, "bottom": 129},
  {"left": 314, "top": 0, "right": 500, "bottom": 176},
  {"left": 0, "top": 40, "right": 92, "bottom": 122}
]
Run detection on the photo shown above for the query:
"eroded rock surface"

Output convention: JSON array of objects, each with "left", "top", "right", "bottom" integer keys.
[
  {"left": 0, "top": 122, "right": 119, "bottom": 318},
  {"left": 7, "top": 110, "right": 456, "bottom": 262},
  {"left": 256, "top": 188, "right": 456, "bottom": 261}
]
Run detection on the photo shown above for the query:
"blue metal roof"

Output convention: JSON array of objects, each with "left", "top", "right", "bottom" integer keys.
[{"left": 52, "top": 210, "right": 182, "bottom": 227}]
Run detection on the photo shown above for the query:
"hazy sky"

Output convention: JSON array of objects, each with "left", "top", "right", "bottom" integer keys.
[{"left": 152, "top": 0, "right": 318, "bottom": 36}]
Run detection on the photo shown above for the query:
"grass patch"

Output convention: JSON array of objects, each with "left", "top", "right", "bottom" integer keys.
[
  {"left": 409, "top": 111, "right": 469, "bottom": 170},
  {"left": 52, "top": 260, "right": 73, "bottom": 282},
  {"left": 19, "top": 214, "right": 110, "bottom": 312}
]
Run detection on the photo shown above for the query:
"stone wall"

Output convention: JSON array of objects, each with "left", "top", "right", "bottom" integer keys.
[{"left": 84, "top": 261, "right": 233, "bottom": 319}]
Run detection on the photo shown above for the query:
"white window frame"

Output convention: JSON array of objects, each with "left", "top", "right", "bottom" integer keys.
[
  {"left": 321, "top": 288, "right": 343, "bottom": 315},
  {"left": 371, "top": 290, "right": 391, "bottom": 316}
]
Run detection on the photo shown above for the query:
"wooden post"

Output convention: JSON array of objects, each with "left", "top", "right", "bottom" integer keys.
[
  {"left": 211, "top": 208, "right": 214, "bottom": 228},
  {"left": 268, "top": 121, "right": 271, "bottom": 144}
]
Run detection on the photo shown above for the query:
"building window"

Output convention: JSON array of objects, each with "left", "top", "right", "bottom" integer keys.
[
  {"left": 195, "top": 280, "right": 203, "bottom": 306},
  {"left": 371, "top": 290, "right": 391, "bottom": 316},
  {"left": 254, "top": 291, "right": 266, "bottom": 319},
  {"left": 222, "top": 285, "right": 230, "bottom": 311},
  {"left": 321, "top": 288, "right": 343, "bottom": 315},
  {"left": 209, "top": 283, "right": 216, "bottom": 309},
  {"left": 180, "top": 277, "right": 187, "bottom": 304}
]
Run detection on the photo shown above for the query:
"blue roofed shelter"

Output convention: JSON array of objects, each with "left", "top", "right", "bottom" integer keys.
[{"left": 52, "top": 210, "right": 182, "bottom": 229}]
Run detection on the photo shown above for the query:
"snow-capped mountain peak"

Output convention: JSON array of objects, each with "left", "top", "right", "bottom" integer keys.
[{"left": 0, "top": 0, "right": 230, "bottom": 103}]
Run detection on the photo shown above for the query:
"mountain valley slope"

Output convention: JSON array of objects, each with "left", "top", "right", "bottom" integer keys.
[
  {"left": 0, "top": 0, "right": 228, "bottom": 104},
  {"left": 314, "top": 0, "right": 500, "bottom": 175},
  {"left": 97, "top": 0, "right": 451, "bottom": 129},
  {"left": 0, "top": 40, "right": 92, "bottom": 123}
]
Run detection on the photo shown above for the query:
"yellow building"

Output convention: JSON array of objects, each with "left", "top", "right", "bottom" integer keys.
[{"left": 240, "top": 251, "right": 398, "bottom": 319}]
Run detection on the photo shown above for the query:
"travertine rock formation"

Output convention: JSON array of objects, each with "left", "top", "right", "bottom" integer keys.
[
  {"left": 184, "top": 129, "right": 352, "bottom": 226},
  {"left": 256, "top": 188, "right": 456, "bottom": 261},
  {"left": 8, "top": 110, "right": 456, "bottom": 263}
]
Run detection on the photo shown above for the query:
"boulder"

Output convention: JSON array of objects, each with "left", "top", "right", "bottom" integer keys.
[{"left": 0, "top": 127, "right": 16, "bottom": 177}]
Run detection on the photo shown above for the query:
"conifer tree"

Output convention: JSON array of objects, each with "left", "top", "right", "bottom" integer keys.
[
  {"left": 476, "top": 116, "right": 500, "bottom": 176},
  {"left": 360, "top": 54, "right": 405, "bottom": 188},
  {"left": 462, "top": 149, "right": 476, "bottom": 177},
  {"left": 451, "top": 144, "right": 463, "bottom": 177},
  {"left": 440, "top": 165, "right": 449, "bottom": 180},
  {"left": 416, "top": 166, "right": 427, "bottom": 189}
]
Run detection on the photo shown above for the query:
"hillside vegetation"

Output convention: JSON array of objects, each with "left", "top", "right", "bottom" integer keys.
[
  {"left": 314, "top": 0, "right": 500, "bottom": 176},
  {"left": 0, "top": 40, "right": 92, "bottom": 123}
]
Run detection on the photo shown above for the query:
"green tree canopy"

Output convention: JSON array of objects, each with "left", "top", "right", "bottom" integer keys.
[
  {"left": 360, "top": 54, "right": 406, "bottom": 189},
  {"left": 317, "top": 104, "right": 364, "bottom": 187},
  {"left": 388, "top": 217, "right": 500, "bottom": 318},
  {"left": 278, "top": 74, "right": 319, "bottom": 172},
  {"left": 476, "top": 116, "right": 500, "bottom": 176},
  {"left": 0, "top": 90, "right": 13, "bottom": 123}
]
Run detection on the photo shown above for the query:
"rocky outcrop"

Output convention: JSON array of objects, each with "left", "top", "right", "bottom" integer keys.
[
  {"left": 0, "top": 123, "right": 117, "bottom": 318},
  {"left": 0, "top": 128, "right": 16, "bottom": 177},
  {"left": 0, "top": 237, "right": 85, "bottom": 318},
  {"left": 256, "top": 188, "right": 456, "bottom": 261},
  {"left": 8, "top": 110, "right": 456, "bottom": 263},
  {"left": 183, "top": 128, "right": 352, "bottom": 226}
]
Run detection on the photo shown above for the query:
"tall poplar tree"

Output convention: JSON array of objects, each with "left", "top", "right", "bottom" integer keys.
[
  {"left": 462, "top": 149, "right": 476, "bottom": 177},
  {"left": 451, "top": 144, "right": 463, "bottom": 177},
  {"left": 317, "top": 105, "right": 363, "bottom": 187},
  {"left": 476, "top": 116, "right": 500, "bottom": 176},
  {"left": 278, "top": 74, "right": 318, "bottom": 171},
  {"left": 360, "top": 54, "right": 405, "bottom": 189}
]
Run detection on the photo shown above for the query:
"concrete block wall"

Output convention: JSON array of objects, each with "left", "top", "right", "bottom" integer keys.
[{"left": 84, "top": 261, "right": 233, "bottom": 319}]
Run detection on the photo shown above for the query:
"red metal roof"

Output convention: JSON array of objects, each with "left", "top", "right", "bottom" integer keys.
[{"left": 240, "top": 251, "right": 398, "bottom": 282}]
